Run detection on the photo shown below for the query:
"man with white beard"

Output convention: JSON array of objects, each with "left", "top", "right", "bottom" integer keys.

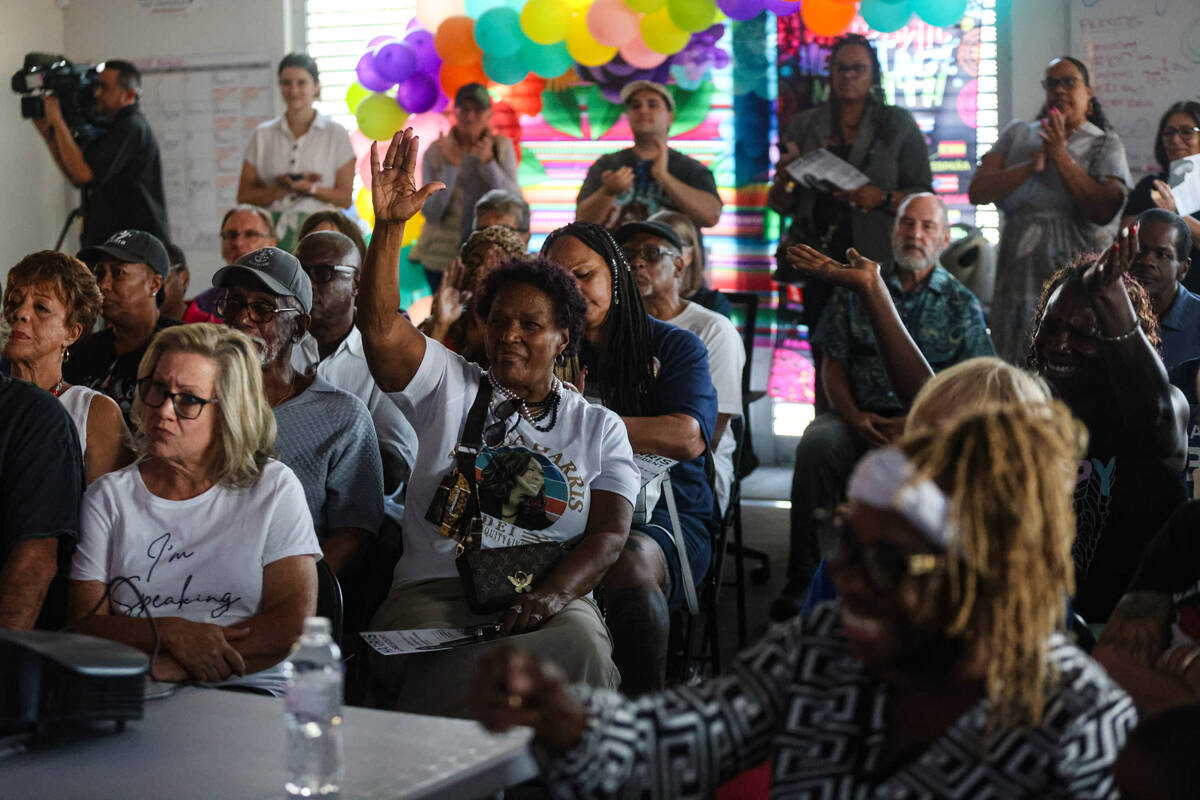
[{"left": 770, "top": 193, "right": 996, "bottom": 620}]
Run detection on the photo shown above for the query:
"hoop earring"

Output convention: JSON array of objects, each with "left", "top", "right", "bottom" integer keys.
[{"left": 555, "top": 352, "right": 566, "bottom": 367}]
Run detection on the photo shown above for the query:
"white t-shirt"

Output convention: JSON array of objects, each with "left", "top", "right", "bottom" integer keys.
[
  {"left": 243, "top": 112, "right": 355, "bottom": 216},
  {"left": 58, "top": 384, "right": 107, "bottom": 456},
  {"left": 387, "top": 338, "right": 640, "bottom": 587},
  {"left": 71, "top": 460, "right": 322, "bottom": 695},
  {"left": 666, "top": 301, "right": 744, "bottom": 514}
]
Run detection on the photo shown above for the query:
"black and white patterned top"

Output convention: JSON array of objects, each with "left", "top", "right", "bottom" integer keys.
[{"left": 544, "top": 602, "right": 1136, "bottom": 799}]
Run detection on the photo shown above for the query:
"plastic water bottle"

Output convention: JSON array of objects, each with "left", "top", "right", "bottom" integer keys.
[{"left": 284, "top": 617, "right": 344, "bottom": 797}]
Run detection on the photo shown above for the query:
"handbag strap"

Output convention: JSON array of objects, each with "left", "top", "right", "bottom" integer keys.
[{"left": 452, "top": 377, "right": 493, "bottom": 553}]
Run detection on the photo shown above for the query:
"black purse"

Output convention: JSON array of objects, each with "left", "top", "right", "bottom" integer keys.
[{"left": 438, "top": 379, "right": 575, "bottom": 614}]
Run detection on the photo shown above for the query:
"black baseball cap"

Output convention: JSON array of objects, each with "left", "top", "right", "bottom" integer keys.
[
  {"left": 615, "top": 220, "right": 684, "bottom": 252},
  {"left": 212, "top": 247, "right": 313, "bottom": 313},
  {"left": 454, "top": 82, "right": 491, "bottom": 109},
  {"left": 78, "top": 229, "right": 170, "bottom": 278}
]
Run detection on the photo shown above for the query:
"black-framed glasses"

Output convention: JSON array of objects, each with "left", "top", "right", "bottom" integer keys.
[
  {"left": 137, "top": 377, "right": 218, "bottom": 420},
  {"left": 1041, "top": 76, "right": 1082, "bottom": 91},
  {"left": 621, "top": 245, "right": 679, "bottom": 265},
  {"left": 1162, "top": 125, "right": 1200, "bottom": 141},
  {"left": 832, "top": 63, "right": 870, "bottom": 76},
  {"left": 220, "top": 229, "right": 270, "bottom": 242},
  {"left": 216, "top": 296, "right": 302, "bottom": 324},
  {"left": 825, "top": 516, "right": 944, "bottom": 593},
  {"left": 301, "top": 263, "right": 357, "bottom": 285},
  {"left": 483, "top": 398, "right": 521, "bottom": 448}
]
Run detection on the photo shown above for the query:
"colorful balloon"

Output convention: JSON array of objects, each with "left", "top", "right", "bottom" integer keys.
[
  {"left": 860, "top": 0, "right": 912, "bottom": 32},
  {"left": 475, "top": 7, "right": 523, "bottom": 57},
  {"left": 762, "top": 0, "right": 799, "bottom": 15},
  {"left": 396, "top": 73, "right": 440, "bottom": 113},
  {"left": 640, "top": 8, "right": 689, "bottom": 54},
  {"left": 717, "top": 0, "right": 765, "bottom": 21},
  {"left": 356, "top": 52, "right": 393, "bottom": 92},
  {"left": 404, "top": 30, "right": 441, "bottom": 74},
  {"left": 355, "top": 93, "right": 409, "bottom": 143},
  {"left": 355, "top": 186, "right": 374, "bottom": 227},
  {"left": 464, "top": 0, "right": 501, "bottom": 18},
  {"left": 619, "top": 34, "right": 669, "bottom": 68},
  {"left": 912, "top": 0, "right": 967, "bottom": 27},
  {"left": 375, "top": 41, "right": 416, "bottom": 85},
  {"left": 435, "top": 16, "right": 483, "bottom": 65},
  {"left": 439, "top": 61, "right": 489, "bottom": 97},
  {"left": 567, "top": 14, "right": 618, "bottom": 65},
  {"left": 624, "top": 0, "right": 666, "bottom": 12},
  {"left": 799, "top": 0, "right": 856, "bottom": 34},
  {"left": 587, "top": 0, "right": 640, "bottom": 47},
  {"left": 346, "top": 82, "right": 371, "bottom": 114},
  {"left": 520, "top": 0, "right": 570, "bottom": 44},
  {"left": 519, "top": 38, "right": 575, "bottom": 78},
  {"left": 667, "top": 0, "right": 717, "bottom": 32},
  {"left": 483, "top": 52, "right": 529, "bottom": 84},
  {"left": 416, "top": 0, "right": 466, "bottom": 31},
  {"left": 402, "top": 211, "right": 425, "bottom": 247}
]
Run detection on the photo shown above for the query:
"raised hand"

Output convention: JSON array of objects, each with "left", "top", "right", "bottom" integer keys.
[
  {"left": 469, "top": 646, "right": 587, "bottom": 754},
  {"left": 786, "top": 244, "right": 881, "bottom": 293},
  {"left": 600, "top": 166, "right": 634, "bottom": 197},
  {"left": 370, "top": 128, "right": 446, "bottom": 225},
  {"left": 1150, "top": 179, "right": 1179, "bottom": 214},
  {"left": 1083, "top": 224, "right": 1141, "bottom": 338}
]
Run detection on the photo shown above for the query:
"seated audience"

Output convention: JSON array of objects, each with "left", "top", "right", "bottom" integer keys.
[
  {"left": 647, "top": 209, "right": 731, "bottom": 318},
  {"left": 543, "top": 220, "right": 718, "bottom": 695},
  {"left": 185, "top": 204, "right": 282, "bottom": 324},
  {"left": 68, "top": 324, "right": 319, "bottom": 694},
  {"left": 1128, "top": 208, "right": 1199, "bottom": 372},
  {"left": 297, "top": 209, "right": 368, "bottom": 261},
  {"left": 420, "top": 225, "right": 529, "bottom": 365},
  {"left": 1094, "top": 501, "right": 1200, "bottom": 713},
  {"left": 68, "top": 229, "right": 179, "bottom": 420},
  {"left": 3, "top": 252, "right": 131, "bottom": 483},
  {"left": 160, "top": 243, "right": 190, "bottom": 322},
  {"left": 358, "top": 130, "right": 638, "bottom": 716},
  {"left": 616, "top": 219, "right": 743, "bottom": 515},
  {"left": 773, "top": 194, "right": 994, "bottom": 619},
  {"left": 1121, "top": 101, "right": 1200, "bottom": 293},
  {"left": 214, "top": 247, "right": 384, "bottom": 578},
  {"left": 473, "top": 404, "right": 1137, "bottom": 798},
  {"left": 473, "top": 188, "right": 532, "bottom": 247},
  {"left": 0, "top": 317, "right": 84, "bottom": 629},
  {"left": 290, "top": 230, "right": 417, "bottom": 528}
]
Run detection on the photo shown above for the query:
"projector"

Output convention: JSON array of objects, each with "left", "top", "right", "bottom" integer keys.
[{"left": 0, "top": 629, "right": 148, "bottom": 739}]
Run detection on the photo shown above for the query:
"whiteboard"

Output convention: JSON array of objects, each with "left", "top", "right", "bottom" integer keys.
[
  {"left": 136, "top": 54, "right": 275, "bottom": 249},
  {"left": 1071, "top": 0, "right": 1200, "bottom": 179}
]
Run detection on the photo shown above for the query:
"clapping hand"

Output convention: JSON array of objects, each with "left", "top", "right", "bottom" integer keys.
[
  {"left": 469, "top": 647, "right": 587, "bottom": 754},
  {"left": 1038, "top": 108, "right": 1072, "bottom": 164},
  {"left": 371, "top": 128, "right": 445, "bottom": 224},
  {"left": 786, "top": 245, "right": 882, "bottom": 294},
  {"left": 600, "top": 166, "right": 634, "bottom": 197},
  {"left": 1150, "top": 179, "right": 1179, "bottom": 214},
  {"left": 430, "top": 258, "right": 471, "bottom": 333},
  {"left": 647, "top": 136, "right": 670, "bottom": 181},
  {"left": 467, "top": 132, "right": 494, "bottom": 164}
]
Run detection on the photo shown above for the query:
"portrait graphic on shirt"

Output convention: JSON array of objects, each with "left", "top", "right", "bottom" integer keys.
[
  {"left": 1072, "top": 456, "right": 1115, "bottom": 576},
  {"left": 475, "top": 446, "right": 570, "bottom": 545}
]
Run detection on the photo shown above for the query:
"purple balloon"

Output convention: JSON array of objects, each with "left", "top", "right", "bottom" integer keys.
[
  {"left": 763, "top": 0, "right": 799, "bottom": 16},
  {"left": 375, "top": 41, "right": 416, "bottom": 84},
  {"left": 356, "top": 52, "right": 394, "bottom": 92},
  {"left": 396, "top": 74, "right": 439, "bottom": 114},
  {"left": 368, "top": 34, "right": 394, "bottom": 47},
  {"left": 432, "top": 87, "right": 450, "bottom": 113},
  {"left": 403, "top": 30, "right": 441, "bottom": 75},
  {"left": 717, "top": 0, "right": 764, "bottom": 21}
]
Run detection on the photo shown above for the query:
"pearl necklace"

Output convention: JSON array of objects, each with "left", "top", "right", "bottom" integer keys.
[{"left": 487, "top": 371, "right": 562, "bottom": 433}]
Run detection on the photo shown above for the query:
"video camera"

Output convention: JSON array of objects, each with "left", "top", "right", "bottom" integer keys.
[{"left": 12, "top": 52, "right": 104, "bottom": 140}]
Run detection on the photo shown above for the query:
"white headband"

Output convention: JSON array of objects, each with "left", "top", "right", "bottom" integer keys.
[{"left": 846, "top": 447, "right": 954, "bottom": 551}]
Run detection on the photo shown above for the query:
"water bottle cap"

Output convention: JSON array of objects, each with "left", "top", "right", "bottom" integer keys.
[{"left": 303, "top": 616, "right": 332, "bottom": 636}]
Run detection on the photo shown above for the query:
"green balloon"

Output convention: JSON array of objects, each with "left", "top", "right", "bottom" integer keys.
[
  {"left": 346, "top": 82, "right": 370, "bottom": 114},
  {"left": 355, "top": 93, "right": 409, "bottom": 142},
  {"left": 667, "top": 0, "right": 715, "bottom": 32},
  {"left": 519, "top": 37, "right": 574, "bottom": 79}
]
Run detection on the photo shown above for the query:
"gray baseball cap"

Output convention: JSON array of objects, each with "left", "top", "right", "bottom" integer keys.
[
  {"left": 212, "top": 246, "right": 312, "bottom": 313},
  {"left": 78, "top": 229, "right": 170, "bottom": 278}
]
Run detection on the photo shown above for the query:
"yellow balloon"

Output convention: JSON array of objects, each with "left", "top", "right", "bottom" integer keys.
[
  {"left": 354, "top": 93, "right": 409, "bottom": 142},
  {"left": 640, "top": 7, "right": 689, "bottom": 55},
  {"left": 521, "top": 0, "right": 570, "bottom": 44},
  {"left": 402, "top": 211, "right": 425, "bottom": 247},
  {"left": 346, "top": 82, "right": 370, "bottom": 114},
  {"left": 566, "top": 13, "right": 617, "bottom": 66},
  {"left": 355, "top": 187, "right": 374, "bottom": 228}
]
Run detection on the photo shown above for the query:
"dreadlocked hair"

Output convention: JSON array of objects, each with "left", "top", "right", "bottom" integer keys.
[
  {"left": 541, "top": 221, "right": 657, "bottom": 416},
  {"left": 1027, "top": 251, "right": 1161, "bottom": 371},
  {"left": 897, "top": 401, "right": 1087, "bottom": 730}
]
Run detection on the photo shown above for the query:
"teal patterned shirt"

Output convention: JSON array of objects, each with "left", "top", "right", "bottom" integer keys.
[{"left": 812, "top": 264, "right": 995, "bottom": 414}]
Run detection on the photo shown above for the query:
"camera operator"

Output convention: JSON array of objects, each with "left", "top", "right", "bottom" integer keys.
[{"left": 32, "top": 60, "right": 168, "bottom": 248}]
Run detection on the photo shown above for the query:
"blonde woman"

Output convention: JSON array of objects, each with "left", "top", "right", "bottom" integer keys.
[{"left": 67, "top": 324, "right": 321, "bottom": 695}]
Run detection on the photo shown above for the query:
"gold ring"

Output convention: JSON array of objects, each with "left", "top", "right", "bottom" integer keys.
[{"left": 507, "top": 693, "right": 522, "bottom": 709}]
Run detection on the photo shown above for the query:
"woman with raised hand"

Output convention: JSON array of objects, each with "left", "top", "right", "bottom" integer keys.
[
  {"left": 473, "top": 403, "right": 1136, "bottom": 799},
  {"left": 3, "top": 251, "right": 131, "bottom": 483},
  {"left": 68, "top": 324, "right": 321, "bottom": 694},
  {"left": 969, "top": 56, "right": 1131, "bottom": 363},
  {"left": 357, "top": 130, "right": 639, "bottom": 717}
]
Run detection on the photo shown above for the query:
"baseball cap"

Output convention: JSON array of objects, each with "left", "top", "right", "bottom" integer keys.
[
  {"left": 211, "top": 247, "right": 313, "bottom": 313},
  {"left": 78, "top": 229, "right": 170, "bottom": 279},
  {"left": 615, "top": 220, "right": 684, "bottom": 252},
  {"left": 618, "top": 80, "right": 674, "bottom": 113},
  {"left": 454, "top": 82, "right": 492, "bottom": 109}
]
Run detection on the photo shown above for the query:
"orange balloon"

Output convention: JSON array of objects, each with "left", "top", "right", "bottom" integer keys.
[
  {"left": 440, "top": 61, "right": 489, "bottom": 97},
  {"left": 801, "top": 0, "right": 857, "bottom": 36},
  {"left": 434, "top": 17, "right": 482, "bottom": 66}
]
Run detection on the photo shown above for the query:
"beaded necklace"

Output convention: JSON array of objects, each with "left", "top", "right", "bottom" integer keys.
[{"left": 486, "top": 371, "right": 562, "bottom": 433}]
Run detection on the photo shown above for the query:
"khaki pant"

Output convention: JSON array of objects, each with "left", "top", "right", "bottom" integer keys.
[{"left": 368, "top": 577, "right": 619, "bottom": 718}]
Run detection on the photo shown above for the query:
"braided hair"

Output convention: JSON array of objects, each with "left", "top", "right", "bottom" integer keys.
[
  {"left": 1036, "top": 56, "right": 1110, "bottom": 130},
  {"left": 541, "top": 221, "right": 657, "bottom": 416}
]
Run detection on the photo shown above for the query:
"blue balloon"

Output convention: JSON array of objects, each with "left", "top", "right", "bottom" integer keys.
[
  {"left": 861, "top": 0, "right": 912, "bottom": 33},
  {"left": 475, "top": 8, "right": 523, "bottom": 58},
  {"left": 519, "top": 38, "right": 573, "bottom": 79},
  {"left": 464, "top": 0, "right": 501, "bottom": 18},
  {"left": 912, "top": 0, "right": 967, "bottom": 27},
  {"left": 482, "top": 52, "right": 528, "bottom": 85}
]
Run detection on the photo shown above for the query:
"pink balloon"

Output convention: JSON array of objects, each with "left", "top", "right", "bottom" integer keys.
[
  {"left": 357, "top": 149, "right": 373, "bottom": 191},
  {"left": 405, "top": 111, "right": 453, "bottom": 183},
  {"left": 349, "top": 129, "right": 374, "bottom": 160},
  {"left": 587, "top": 0, "right": 640, "bottom": 47},
  {"left": 619, "top": 35, "right": 668, "bottom": 69}
]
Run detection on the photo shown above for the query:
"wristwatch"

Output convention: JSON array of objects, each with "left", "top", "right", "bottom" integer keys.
[{"left": 882, "top": 190, "right": 894, "bottom": 210}]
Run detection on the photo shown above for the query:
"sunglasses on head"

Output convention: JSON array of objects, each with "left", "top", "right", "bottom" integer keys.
[{"left": 825, "top": 515, "right": 945, "bottom": 593}]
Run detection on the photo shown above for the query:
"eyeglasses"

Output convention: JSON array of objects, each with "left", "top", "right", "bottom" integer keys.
[
  {"left": 137, "top": 377, "right": 218, "bottom": 420},
  {"left": 220, "top": 229, "right": 270, "bottom": 242},
  {"left": 825, "top": 517, "right": 944, "bottom": 593},
  {"left": 832, "top": 63, "right": 871, "bottom": 76},
  {"left": 1162, "top": 126, "right": 1200, "bottom": 141},
  {"left": 1041, "top": 76, "right": 1082, "bottom": 91},
  {"left": 216, "top": 296, "right": 301, "bottom": 324},
  {"left": 621, "top": 245, "right": 679, "bottom": 264},
  {"left": 483, "top": 398, "right": 521, "bottom": 448},
  {"left": 302, "top": 263, "right": 357, "bottom": 285}
]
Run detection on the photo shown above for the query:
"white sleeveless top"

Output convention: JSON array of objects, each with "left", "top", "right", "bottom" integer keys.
[{"left": 58, "top": 384, "right": 104, "bottom": 455}]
